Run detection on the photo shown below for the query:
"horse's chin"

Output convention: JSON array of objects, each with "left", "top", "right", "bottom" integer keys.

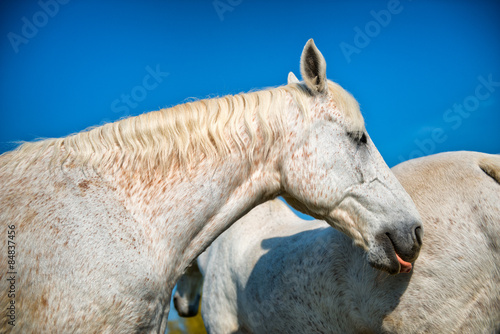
[{"left": 368, "top": 256, "right": 400, "bottom": 275}]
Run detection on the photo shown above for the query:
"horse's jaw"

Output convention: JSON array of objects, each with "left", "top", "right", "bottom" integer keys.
[{"left": 323, "top": 184, "right": 423, "bottom": 276}]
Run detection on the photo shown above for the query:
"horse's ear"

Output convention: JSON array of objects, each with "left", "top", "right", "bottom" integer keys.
[
  {"left": 300, "top": 39, "right": 327, "bottom": 94},
  {"left": 287, "top": 71, "right": 299, "bottom": 84}
]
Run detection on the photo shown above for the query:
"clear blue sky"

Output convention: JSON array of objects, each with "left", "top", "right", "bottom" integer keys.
[
  {"left": 1, "top": 0, "right": 499, "bottom": 328},
  {"left": 2, "top": 0, "right": 499, "bottom": 165}
]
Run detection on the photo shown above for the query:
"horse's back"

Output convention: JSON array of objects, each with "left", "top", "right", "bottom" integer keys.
[
  {"left": 385, "top": 151, "right": 500, "bottom": 332},
  {"left": 393, "top": 151, "right": 500, "bottom": 203}
]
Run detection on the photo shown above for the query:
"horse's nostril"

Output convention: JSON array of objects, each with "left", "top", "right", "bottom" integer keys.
[
  {"left": 173, "top": 295, "right": 180, "bottom": 308},
  {"left": 414, "top": 226, "right": 423, "bottom": 246}
]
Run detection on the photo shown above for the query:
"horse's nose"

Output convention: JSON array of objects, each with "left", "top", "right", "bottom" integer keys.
[
  {"left": 403, "top": 220, "right": 424, "bottom": 261},
  {"left": 369, "top": 220, "right": 424, "bottom": 275},
  {"left": 173, "top": 295, "right": 181, "bottom": 312},
  {"left": 385, "top": 220, "right": 423, "bottom": 262},
  {"left": 413, "top": 224, "right": 423, "bottom": 247}
]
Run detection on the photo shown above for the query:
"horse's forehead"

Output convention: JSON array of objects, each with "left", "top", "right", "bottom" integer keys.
[{"left": 308, "top": 97, "right": 365, "bottom": 134}]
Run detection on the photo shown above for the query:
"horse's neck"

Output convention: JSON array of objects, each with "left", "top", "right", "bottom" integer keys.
[{"left": 108, "top": 150, "right": 281, "bottom": 282}]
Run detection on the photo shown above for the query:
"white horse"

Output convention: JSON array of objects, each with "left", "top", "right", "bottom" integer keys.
[
  {"left": 175, "top": 151, "right": 500, "bottom": 333},
  {"left": 0, "top": 39, "right": 422, "bottom": 333}
]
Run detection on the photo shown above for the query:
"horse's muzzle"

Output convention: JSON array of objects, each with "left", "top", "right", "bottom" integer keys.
[{"left": 370, "top": 221, "right": 423, "bottom": 275}]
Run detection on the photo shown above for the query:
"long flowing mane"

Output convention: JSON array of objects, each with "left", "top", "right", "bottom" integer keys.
[{"left": 2, "top": 81, "right": 363, "bottom": 174}]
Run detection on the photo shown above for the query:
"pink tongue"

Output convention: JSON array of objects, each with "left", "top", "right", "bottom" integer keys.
[{"left": 396, "top": 253, "right": 412, "bottom": 273}]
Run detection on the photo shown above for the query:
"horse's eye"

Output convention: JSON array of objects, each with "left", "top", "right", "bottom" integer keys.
[
  {"left": 359, "top": 133, "right": 367, "bottom": 144},
  {"left": 348, "top": 131, "right": 368, "bottom": 145}
]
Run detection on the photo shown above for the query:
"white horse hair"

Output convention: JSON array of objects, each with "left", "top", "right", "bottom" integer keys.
[
  {"left": 0, "top": 39, "right": 422, "bottom": 333},
  {"left": 176, "top": 151, "right": 500, "bottom": 333}
]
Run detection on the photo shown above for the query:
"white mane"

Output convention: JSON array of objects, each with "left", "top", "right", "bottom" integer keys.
[{"left": 2, "top": 81, "right": 363, "bottom": 175}]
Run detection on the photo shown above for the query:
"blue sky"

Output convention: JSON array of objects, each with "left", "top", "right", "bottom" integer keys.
[
  {"left": 2, "top": 0, "right": 499, "bottom": 165},
  {"left": 1, "top": 0, "right": 499, "bottom": 328}
]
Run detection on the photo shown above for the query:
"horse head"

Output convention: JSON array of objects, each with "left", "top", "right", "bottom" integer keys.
[{"left": 280, "top": 39, "right": 423, "bottom": 274}]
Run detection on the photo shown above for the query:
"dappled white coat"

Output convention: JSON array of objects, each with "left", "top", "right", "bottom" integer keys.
[{"left": 196, "top": 151, "right": 500, "bottom": 333}]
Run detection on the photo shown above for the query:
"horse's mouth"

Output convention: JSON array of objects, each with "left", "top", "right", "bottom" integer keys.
[
  {"left": 395, "top": 252, "right": 412, "bottom": 273},
  {"left": 386, "top": 232, "right": 414, "bottom": 274},
  {"left": 369, "top": 232, "right": 415, "bottom": 275}
]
